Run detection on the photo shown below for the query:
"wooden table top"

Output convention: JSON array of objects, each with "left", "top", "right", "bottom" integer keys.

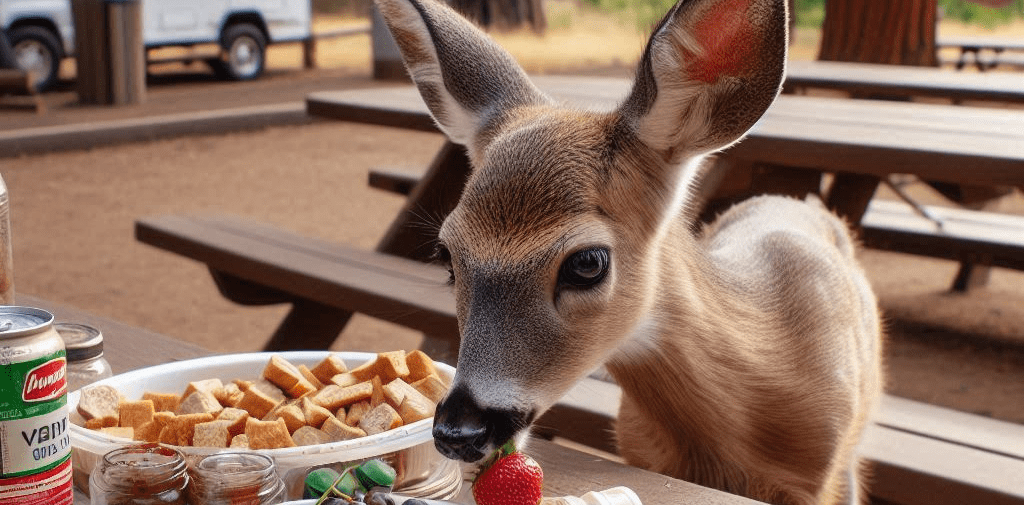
[
  {"left": 307, "top": 75, "right": 1024, "bottom": 188},
  {"left": 784, "top": 60, "right": 1024, "bottom": 103},
  {"left": 28, "top": 295, "right": 759, "bottom": 504},
  {"left": 937, "top": 36, "right": 1024, "bottom": 52}
]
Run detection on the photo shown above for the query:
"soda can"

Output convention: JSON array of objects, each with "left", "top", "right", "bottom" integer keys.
[{"left": 0, "top": 306, "right": 73, "bottom": 505}]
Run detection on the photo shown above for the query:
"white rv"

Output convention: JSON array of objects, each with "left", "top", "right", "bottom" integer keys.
[{"left": 0, "top": 0, "right": 312, "bottom": 90}]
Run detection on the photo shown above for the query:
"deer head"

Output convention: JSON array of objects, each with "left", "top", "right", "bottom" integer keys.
[{"left": 375, "top": 0, "right": 787, "bottom": 462}]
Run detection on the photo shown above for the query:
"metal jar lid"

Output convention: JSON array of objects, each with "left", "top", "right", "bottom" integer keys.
[
  {"left": 55, "top": 322, "right": 105, "bottom": 362},
  {"left": 0, "top": 306, "right": 55, "bottom": 339}
]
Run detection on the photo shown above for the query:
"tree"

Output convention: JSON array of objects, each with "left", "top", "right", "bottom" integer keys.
[
  {"left": 818, "top": 0, "right": 938, "bottom": 66},
  {"left": 449, "top": 0, "right": 547, "bottom": 33}
]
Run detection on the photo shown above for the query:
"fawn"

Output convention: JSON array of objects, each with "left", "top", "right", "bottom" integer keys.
[{"left": 375, "top": 0, "right": 883, "bottom": 503}]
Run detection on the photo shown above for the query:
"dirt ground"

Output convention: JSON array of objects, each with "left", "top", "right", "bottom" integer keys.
[{"left": 2, "top": 14, "right": 1024, "bottom": 427}]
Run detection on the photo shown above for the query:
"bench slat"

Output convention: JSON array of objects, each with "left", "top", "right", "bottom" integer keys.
[
  {"left": 877, "top": 396, "right": 1024, "bottom": 461},
  {"left": 135, "top": 214, "right": 459, "bottom": 339}
]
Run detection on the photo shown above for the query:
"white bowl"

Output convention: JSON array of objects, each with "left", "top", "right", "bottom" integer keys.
[{"left": 68, "top": 351, "right": 462, "bottom": 500}]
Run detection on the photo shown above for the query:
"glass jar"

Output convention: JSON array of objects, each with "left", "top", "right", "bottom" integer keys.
[
  {"left": 56, "top": 322, "right": 113, "bottom": 391},
  {"left": 89, "top": 444, "right": 189, "bottom": 505},
  {"left": 187, "top": 452, "right": 287, "bottom": 505}
]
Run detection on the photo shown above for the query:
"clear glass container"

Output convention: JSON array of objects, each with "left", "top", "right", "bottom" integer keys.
[
  {"left": 56, "top": 322, "right": 113, "bottom": 390},
  {"left": 89, "top": 444, "right": 189, "bottom": 505},
  {"left": 187, "top": 452, "right": 287, "bottom": 505}
]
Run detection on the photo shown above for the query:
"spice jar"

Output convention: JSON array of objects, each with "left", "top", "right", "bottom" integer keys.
[
  {"left": 89, "top": 444, "right": 189, "bottom": 505},
  {"left": 187, "top": 452, "right": 287, "bottom": 505},
  {"left": 56, "top": 322, "right": 113, "bottom": 391}
]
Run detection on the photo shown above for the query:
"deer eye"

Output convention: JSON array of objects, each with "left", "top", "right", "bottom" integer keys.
[{"left": 559, "top": 248, "right": 609, "bottom": 288}]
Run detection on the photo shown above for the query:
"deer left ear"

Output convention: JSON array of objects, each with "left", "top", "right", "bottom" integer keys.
[{"left": 619, "top": 0, "right": 788, "bottom": 160}]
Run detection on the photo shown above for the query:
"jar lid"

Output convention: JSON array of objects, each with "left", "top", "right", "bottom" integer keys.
[{"left": 55, "top": 322, "right": 104, "bottom": 362}]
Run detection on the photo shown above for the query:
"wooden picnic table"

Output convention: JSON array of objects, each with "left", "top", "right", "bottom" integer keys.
[
  {"left": 937, "top": 36, "right": 1024, "bottom": 71},
  {"left": 24, "top": 294, "right": 758, "bottom": 505},
  {"left": 783, "top": 59, "right": 1024, "bottom": 103}
]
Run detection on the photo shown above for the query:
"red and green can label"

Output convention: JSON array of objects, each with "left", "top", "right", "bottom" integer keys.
[{"left": 1, "top": 349, "right": 72, "bottom": 504}]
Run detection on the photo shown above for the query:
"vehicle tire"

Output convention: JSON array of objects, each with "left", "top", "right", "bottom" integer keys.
[
  {"left": 7, "top": 25, "right": 62, "bottom": 91},
  {"left": 216, "top": 23, "right": 266, "bottom": 81}
]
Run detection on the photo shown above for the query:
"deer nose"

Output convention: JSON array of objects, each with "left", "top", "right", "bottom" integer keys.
[{"left": 432, "top": 384, "right": 532, "bottom": 462}]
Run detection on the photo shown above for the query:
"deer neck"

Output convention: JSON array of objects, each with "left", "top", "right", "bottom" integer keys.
[{"left": 605, "top": 222, "right": 775, "bottom": 470}]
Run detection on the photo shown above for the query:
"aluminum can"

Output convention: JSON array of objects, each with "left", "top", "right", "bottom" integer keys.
[
  {"left": 0, "top": 306, "right": 73, "bottom": 505},
  {"left": 0, "top": 174, "right": 13, "bottom": 304}
]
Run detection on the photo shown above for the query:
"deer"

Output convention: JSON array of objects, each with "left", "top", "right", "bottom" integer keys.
[{"left": 373, "top": 0, "right": 884, "bottom": 503}]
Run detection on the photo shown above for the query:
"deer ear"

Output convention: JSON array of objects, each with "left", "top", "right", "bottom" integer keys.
[
  {"left": 619, "top": 0, "right": 788, "bottom": 159},
  {"left": 374, "top": 0, "right": 550, "bottom": 148}
]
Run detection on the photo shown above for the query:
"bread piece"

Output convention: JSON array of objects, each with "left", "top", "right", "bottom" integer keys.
[
  {"left": 247, "top": 379, "right": 287, "bottom": 402},
  {"left": 99, "top": 427, "right": 134, "bottom": 440},
  {"left": 245, "top": 418, "right": 296, "bottom": 450},
  {"left": 176, "top": 391, "right": 223, "bottom": 416},
  {"left": 410, "top": 375, "right": 448, "bottom": 404},
  {"left": 182, "top": 378, "right": 224, "bottom": 399},
  {"left": 229, "top": 434, "right": 249, "bottom": 449},
  {"left": 322, "top": 416, "right": 366, "bottom": 441},
  {"left": 85, "top": 416, "right": 118, "bottom": 430},
  {"left": 297, "top": 365, "right": 325, "bottom": 390},
  {"left": 344, "top": 401, "right": 371, "bottom": 427},
  {"left": 135, "top": 412, "right": 175, "bottom": 443},
  {"left": 118, "top": 400, "right": 155, "bottom": 430},
  {"left": 193, "top": 420, "right": 232, "bottom": 448},
  {"left": 398, "top": 396, "right": 435, "bottom": 424},
  {"left": 358, "top": 403, "right": 403, "bottom": 436},
  {"left": 216, "top": 408, "right": 250, "bottom": 437},
  {"left": 329, "top": 372, "right": 360, "bottom": 388},
  {"left": 405, "top": 350, "right": 438, "bottom": 382},
  {"left": 78, "top": 385, "right": 121, "bottom": 421},
  {"left": 265, "top": 403, "right": 305, "bottom": 434},
  {"left": 236, "top": 387, "right": 282, "bottom": 419},
  {"left": 382, "top": 378, "right": 432, "bottom": 412},
  {"left": 292, "top": 426, "right": 332, "bottom": 446},
  {"left": 165, "top": 413, "right": 215, "bottom": 446},
  {"left": 264, "top": 355, "right": 318, "bottom": 399},
  {"left": 309, "top": 383, "right": 372, "bottom": 411},
  {"left": 215, "top": 383, "right": 245, "bottom": 408},
  {"left": 350, "top": 351, "right": 410, "bottom": 383},
  {"left": 370, "top": 376, "right": 385, "bottom": 408},
  {"left": 142, "top": 392, "right": 182, "bottom": 413},
  {"left": 310, "top": 354, "right": 348, "bottom": 383},
  {"left": 300, "top": 397, "right": 333, "bottom": 429}
]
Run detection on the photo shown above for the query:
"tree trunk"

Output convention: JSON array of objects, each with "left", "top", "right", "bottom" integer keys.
[
  {"left": 818, "top": 0, "right": 938, "bottom": 66},
  {"left": 449, "top": 0, "right": 547, "bottom": 33}
]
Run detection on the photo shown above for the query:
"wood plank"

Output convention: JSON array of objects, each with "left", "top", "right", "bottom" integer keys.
[
  {"left": 876, "top": 396, "right": 1024, "bottom": 461},
  {"left": 306, "top": 77, "right": 1024, "bottom": 187},
  {"left": 531, "top": 439, "right": 765, "bottom": 505},
  {"left": 134, "top": 214, "right": 460, "bottom": 338},
  {"left": 937, "top": 36, "right": 1024, "bottom": 52},
  {"left": 860, "top": 200, "right": 1024, "bottom": 270},
  {"left": 784, "top": 60, "right": 1024, "bottom": 103},
  {"left": 862, "top": 424, "right": 1024, "bottom": 505}
]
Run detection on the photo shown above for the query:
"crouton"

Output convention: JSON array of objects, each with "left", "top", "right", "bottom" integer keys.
[
  {"left": 78, "top": 385, "right": 120, "bottom": 421},
  {"left": 245, "top": 418, "right": 296, "bottom": 450},
  {"left": 193, "top": 420, "right": 232, "bottom": 448},
  {"left": 292, "top": 426, "right": 332, "bottom": 446},
  {"left": 309, "top": 383, "right": 372, "bottom": 411},
  {"left": 310, "top": 354, "right": 348, "bottom": 384},
  {"left": 176, "top": 391, "right": 223, "bottom": 416},
  {"left": 142, "top": 392, "right": 181, "bottom": 413},
  {"left": 410, "top": 375, "right": 448, "bottom": 404},
  {"left": 358, "top": 404, "right": 403, "bottom": 436},
  {"left": 322, "top": 416, "right": 366, "bottom": 441},
  {"left": 118, "top": 400, "right": 155, "bottom": 430}
]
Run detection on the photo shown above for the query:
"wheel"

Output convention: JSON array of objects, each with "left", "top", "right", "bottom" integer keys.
[
  {"left": 7, "top": 26, "right": 62, "bottom": 91},
  {"left": 216, "top": 24, "right": 266, "bottom": 81}
]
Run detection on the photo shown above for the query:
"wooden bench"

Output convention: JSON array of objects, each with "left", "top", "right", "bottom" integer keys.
[{"left": 0, "top": 68, "right": 44, "bottom": 113}]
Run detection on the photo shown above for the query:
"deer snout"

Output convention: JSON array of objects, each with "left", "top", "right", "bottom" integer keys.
[{"left": 432, "top": 383, "right": 534, "bottom": 462}]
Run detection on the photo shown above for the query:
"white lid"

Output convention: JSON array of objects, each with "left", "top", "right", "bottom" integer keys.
[{"left": 580, "top": 486, "right": 643, "bottom": 505}]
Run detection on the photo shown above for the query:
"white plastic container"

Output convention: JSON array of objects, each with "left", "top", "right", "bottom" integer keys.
[
  {"left": 282, "top": 486, "right": 643, "bottom": 505},
  {"left": 67, "top": 351, "right": 461, "bottom": 501}
]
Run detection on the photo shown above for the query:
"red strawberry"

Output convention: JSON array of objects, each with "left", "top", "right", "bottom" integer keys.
[{"left": 472, "top": 441, "right": 544, "bottom": 505}]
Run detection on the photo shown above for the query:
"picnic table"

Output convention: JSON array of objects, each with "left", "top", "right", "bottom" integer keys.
[
  {"left": 783, "top": 59, "right": 1024, "bottom": 103},
  {"left": 937, "top": 36, "right": 1024, "bottom": 71},
  {"left": 16, "top": 294, "right": 755, "bottom": 505}
]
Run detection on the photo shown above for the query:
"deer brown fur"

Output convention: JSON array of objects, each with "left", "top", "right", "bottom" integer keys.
[{"left": 374, "top": 0, "right": 884, "bottom": 503}]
